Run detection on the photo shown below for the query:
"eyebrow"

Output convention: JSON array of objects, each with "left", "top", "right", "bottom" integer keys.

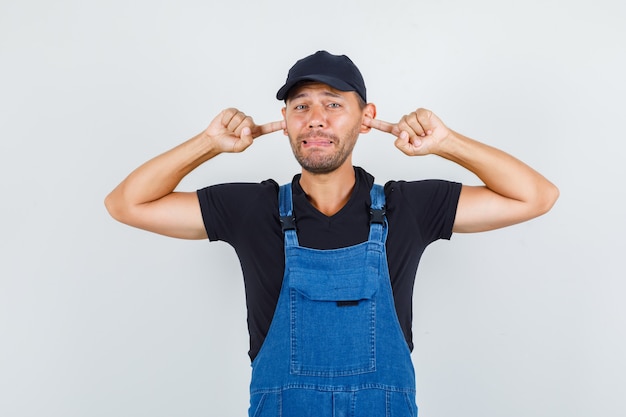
[{"left": 290, "top": 90, "right": 344, "bottom": 101}]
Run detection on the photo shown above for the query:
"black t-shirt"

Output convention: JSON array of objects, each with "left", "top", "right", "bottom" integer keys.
[{"left": 197, "top": 167, "right": 462, "bottom": 361}]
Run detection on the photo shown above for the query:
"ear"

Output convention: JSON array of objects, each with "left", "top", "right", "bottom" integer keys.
[
  {"left": 360, "top": 103, "right": 377, "bottom": 133},
  {"left": 281, "top": 107, "right": 288, "bottom": 136}
]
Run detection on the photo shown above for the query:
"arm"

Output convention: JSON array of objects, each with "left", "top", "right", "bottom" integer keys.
[
  {"left": 104, "top": 108, "right": 284, "bottom": 239},
  {"left": 364, "top": 109, "right": 559, "bottom": 233}
]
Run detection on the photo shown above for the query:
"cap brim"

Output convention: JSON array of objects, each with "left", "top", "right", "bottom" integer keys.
[{"left": 276, "top": 75, "right": 356, "bottom": 100}]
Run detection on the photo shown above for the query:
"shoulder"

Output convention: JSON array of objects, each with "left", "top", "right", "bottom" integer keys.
[
  {"left": 383, "top": 179, "right": 462, "bottom": 242},
  {"left": 354, "top": 166, "right": 461, "bottom": 208},
  {"left": 197, "top": 179, "right": 279, "bottom": 206},
  {"left": 198, "top": 179, "right": 279, "bottom": 195},
  {"left": 196, "top": 180, "right": 280, "bottom": 242},
  {"left": 384, "top": 179, "right": 462, "bottom": 203}
]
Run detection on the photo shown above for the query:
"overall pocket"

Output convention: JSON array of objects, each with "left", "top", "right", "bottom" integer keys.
[
  {"left": 249, "top": 392, "right": 279, "bottom": 417},
  {"left": 288, "top": 266, "right": 379, "bottom": 377}
]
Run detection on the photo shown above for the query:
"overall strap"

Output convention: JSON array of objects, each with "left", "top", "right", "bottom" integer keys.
[
  {"left": 279, "top": 183, "right": 386, "bottom": 245},
  {"left": 279, "top": 183, "right": 299, "bottom": 247},
  {"left": 368, "top": 184, "right": 387, "bottom": 243}
]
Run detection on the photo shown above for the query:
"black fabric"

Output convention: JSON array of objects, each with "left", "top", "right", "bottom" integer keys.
[
  {"left": 197, "top": 167, "right": 462, "bottom": 361},
  {"left": 275, "top": 50, "right": 367, "bottom": 102}
]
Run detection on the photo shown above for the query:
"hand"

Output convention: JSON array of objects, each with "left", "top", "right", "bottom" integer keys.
[
  {"left": 364, "top": 108, "right": 451, "bottom": 156},
  {"left": 204, "top": 108, "right": 285, "bottom": 153}
]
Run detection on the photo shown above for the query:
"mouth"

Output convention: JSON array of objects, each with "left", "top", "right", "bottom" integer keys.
[
  {"left": 302, "top": 138, "right": 333, "bottom": 146},
  {"left": 299, "top": 132, "right": 336, "bottom": 147}
]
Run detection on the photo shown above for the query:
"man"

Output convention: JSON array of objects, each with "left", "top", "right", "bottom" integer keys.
[{"left": 105, "top": 50, "right": 558, "bottom": 416}]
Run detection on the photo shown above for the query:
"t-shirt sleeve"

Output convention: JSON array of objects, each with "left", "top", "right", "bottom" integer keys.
[
  {"left": 385, "top": 179, "right": 462, "bottom": 244},
  {"left": 196, "top": 180, "right": 279, "bottom": 243}
]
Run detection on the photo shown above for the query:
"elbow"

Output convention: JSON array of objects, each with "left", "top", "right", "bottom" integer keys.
[
  {"left": 104, "top": 191, "right": 129, "bottom": 224},
  {"left": 536, "top": 181, "right": 560, "bottom": 216},
  {"left": 104, "top": 193, "right": 119, "bottom": 220}
]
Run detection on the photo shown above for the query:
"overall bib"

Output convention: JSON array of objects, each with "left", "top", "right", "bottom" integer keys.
[{"left": 248, "top": 184, "right": 417, "bottom": 417}]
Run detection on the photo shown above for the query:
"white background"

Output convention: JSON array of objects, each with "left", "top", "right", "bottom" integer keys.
[{"left": 1, "top": 0, "right": 624, "bottom": 416}]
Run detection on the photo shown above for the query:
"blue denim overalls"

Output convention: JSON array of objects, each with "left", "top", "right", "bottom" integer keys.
[{"left": 248, "top": 183, "right": 417, "bottom": 417}]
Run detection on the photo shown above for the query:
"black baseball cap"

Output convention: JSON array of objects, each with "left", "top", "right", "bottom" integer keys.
[{"left": 276, "top": 50, "right": 367, "bottom": 102}]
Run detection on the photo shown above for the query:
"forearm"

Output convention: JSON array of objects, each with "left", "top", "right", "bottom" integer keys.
[
  {"left": 105, "top": 131, "right": 218, "bottom": 220},
  {"left": 437, "top": 130, "right": 557, "bottom": 206},
  {"left": 438, "top": 130, "right": 559, "bottom": 232}
]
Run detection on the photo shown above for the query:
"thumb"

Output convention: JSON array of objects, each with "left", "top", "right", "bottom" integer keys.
[
  {"left": 232, "top": 126, "right": 253, "bottom": 152},
  {"left": 240, "top": 126, "right": 253, "bottom": 143},
  {"left": 394, "top": 131, "right": 409, "bottom": 148}
]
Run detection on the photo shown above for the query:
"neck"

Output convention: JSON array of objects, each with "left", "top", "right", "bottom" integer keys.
[{"left": 299, "top": 163, "right": 356, "bottom": 217}]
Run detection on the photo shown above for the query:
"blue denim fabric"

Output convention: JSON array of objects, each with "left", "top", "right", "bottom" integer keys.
[{"left": 249, "top": 184, "right": 417, "bottom": 417}]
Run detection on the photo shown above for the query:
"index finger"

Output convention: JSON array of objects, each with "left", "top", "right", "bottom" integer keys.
[
  {"left": 364, "top": 117, "right": 398, "bottom": 135},
  {"left": 253, "top": 120, "right": 285, "bottom": 138}
]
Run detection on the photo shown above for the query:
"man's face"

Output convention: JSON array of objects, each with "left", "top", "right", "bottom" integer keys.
[{"left": 282, "top": 83, "right": 374, "bottom": 174}]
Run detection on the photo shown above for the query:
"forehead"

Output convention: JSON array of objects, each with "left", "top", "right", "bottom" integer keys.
[{"left": 286, "top": 82, "right": 354, "bottom": 101}]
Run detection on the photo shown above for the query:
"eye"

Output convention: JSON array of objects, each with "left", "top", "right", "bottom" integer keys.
[
  {"left": 294, "top": 104, "right": 307, "bottom": 110},
  {"left": 328, "top": 103, "right": 341, "bottom": 108}
]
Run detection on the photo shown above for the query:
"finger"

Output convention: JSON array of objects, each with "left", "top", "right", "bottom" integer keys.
[
  {"left": 253, "top": 120, "right": 285, "bottom": 138},
  {"left": 220, "top": 108, "right": 240, "bottom": 127},
  {"left": 394, "top": 131, "right": 422, "bottom": 155},
  {"left": 400, "top": 114, "right": 426, "bottom": 137},
  {"left": 364, "top": 117, "right": 398, "bottom": 135},
  {"left": 416, "top": 108, "right": 436, "bottom": 134},
  {"left": 228, "top": 112, "right": 251, "bottom": 133}
]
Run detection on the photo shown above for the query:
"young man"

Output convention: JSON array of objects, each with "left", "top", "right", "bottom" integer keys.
[{"left": 105, "top": 50, "right": 558, "bottom": 416}]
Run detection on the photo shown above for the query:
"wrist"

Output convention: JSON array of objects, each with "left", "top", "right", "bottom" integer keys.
[
  {"left": 432, "top": 129, "right": 463, "bottom": 159},
  {"left": 196, "top": 130, "right": 223, "bottom": 156}
]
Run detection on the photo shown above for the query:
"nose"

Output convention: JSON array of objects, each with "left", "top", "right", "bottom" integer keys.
[{"left": 307, "top": 105, "right": 326, "bottom": 129}]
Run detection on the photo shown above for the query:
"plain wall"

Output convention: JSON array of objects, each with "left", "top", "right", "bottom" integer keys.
[{"left": 1, "top": 0, "right": 624, "bottom": 416}]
